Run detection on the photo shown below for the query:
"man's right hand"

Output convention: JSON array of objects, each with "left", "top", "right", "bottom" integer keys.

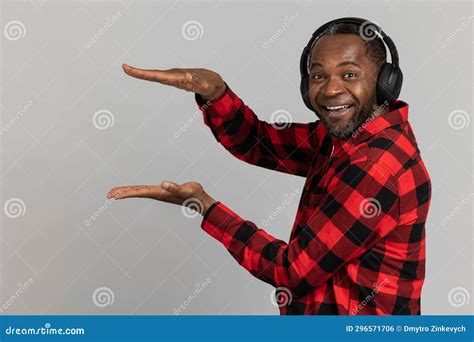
[{"left": 122, "top": 63, "right": 226, "bottom": 101}]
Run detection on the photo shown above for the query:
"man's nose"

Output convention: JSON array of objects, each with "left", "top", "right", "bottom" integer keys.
[{"left": 321, "top": 76, "right": 344, "bottom": 97}]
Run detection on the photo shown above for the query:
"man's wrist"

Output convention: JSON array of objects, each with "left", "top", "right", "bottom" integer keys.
[
  {"left": 199, "top": 193, "right": 217, "bottom": 217},
  {"left": 200, "top": 83, "right": 227, "bottom": 102}
]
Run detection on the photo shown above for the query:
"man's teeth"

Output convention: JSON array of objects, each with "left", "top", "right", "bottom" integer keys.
[{"left": 325, "top": 104, "right": 352, "bottom": 110}]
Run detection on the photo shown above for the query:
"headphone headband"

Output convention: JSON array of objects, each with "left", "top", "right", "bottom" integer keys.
[
  {"left": 299, "top": 17, "right": 403, "bottom": 108},
  {"left": 300, "top": 17, "right": 399, "bottom": 77}
]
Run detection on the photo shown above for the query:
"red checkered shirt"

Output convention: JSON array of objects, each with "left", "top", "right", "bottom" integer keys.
[{"left": 195, "top": 83, "right": 432, "bottom": 315}]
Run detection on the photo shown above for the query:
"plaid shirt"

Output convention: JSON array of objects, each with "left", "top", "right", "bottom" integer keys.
[{"left": 195, "top": 83, "right": 432, "bottom": 315}]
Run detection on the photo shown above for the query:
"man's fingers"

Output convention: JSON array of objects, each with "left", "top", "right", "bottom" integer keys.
[
  {"left": 122, "top": 63, "right": 186, "bottom": 86},
  {"left": 107, "top": 185, "right": 148, "bottom": 197},
  {"left": 122, "top": 64, "right": 207, "bottom": 93},
  {"left": 122, "top": 63, "right": 172, "bottom": 83},
  {"left": 108, "top": 185, "right": 150, "bottom": 199},
  {"left": 108, "top": 185, "right": 162, "bottom": 199},
  {"left": 106, "top": 185, "right": 185, "bottom": 205}
]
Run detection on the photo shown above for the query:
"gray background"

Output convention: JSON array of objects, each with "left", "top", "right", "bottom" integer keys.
[{"left": 0, "top": 0, "right": 472, "bottom": 315}]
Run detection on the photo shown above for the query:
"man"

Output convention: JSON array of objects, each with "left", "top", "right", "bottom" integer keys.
[{"left": 106, "top": 21, "right": 432, "bottom": 315}]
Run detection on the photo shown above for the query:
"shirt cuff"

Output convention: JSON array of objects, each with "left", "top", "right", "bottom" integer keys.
[
  {"left": 200, "top": 200, "right": 243, "bottom": 243},
  {"left": 195, "top": 82, "right": 228, "bottom": 105}
]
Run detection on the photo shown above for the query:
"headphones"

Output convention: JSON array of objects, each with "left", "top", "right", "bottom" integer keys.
[{"left": 299, "top": 17, "right": 403, "bottom": 110}]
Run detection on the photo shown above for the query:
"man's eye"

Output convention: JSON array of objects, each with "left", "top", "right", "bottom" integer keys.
[
  {"left": 344, "top": 72, "right": 357, "bottom": 79},
  {"left": 312, "top": 74, "right": 324, "bottom": 80}
]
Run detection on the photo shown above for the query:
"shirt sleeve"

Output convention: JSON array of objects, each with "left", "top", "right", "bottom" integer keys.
[
  {"left": 200, "top": 159, "right": 400, "bottom": 298},
  {"left": 195, "top": 83, "right": 321, "bottom": 178}
]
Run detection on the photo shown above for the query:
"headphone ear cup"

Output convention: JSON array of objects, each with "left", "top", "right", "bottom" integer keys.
[
  {"left": 376, "top": 63, "right": 403, "bottom": 105},
  {"left": 300, "top": 75, "right": 313, "bottom": 110}
]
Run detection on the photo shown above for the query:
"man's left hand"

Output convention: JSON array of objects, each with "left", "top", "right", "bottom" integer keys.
[{"left": 106, "top": 181, "right": 216, "bottom": 216}]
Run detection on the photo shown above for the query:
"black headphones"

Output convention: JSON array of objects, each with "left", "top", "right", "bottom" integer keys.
[{"left": 299, "top": 17, "right": 403, "bottom": 109}]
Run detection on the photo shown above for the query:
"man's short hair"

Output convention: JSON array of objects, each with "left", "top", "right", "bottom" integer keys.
[{"left": 314, "top": 22, "right": 387, "bottom": 71}]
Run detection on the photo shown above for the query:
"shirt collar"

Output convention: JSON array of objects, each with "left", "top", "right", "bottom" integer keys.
[{"left": 329, "top": 99, "right": 409, "bottom": 152}]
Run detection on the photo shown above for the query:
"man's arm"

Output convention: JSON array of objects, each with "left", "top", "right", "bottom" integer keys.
[
  {"left": 200, "top": 159, "right": 400, "bottom": 298},
  {"left": 196, "top": 83, "right": 321, "bottom": 177}
]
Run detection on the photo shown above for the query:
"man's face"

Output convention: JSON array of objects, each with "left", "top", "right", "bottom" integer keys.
[{"left": 308, "top": 34, "right": 382, "bottom": 140}]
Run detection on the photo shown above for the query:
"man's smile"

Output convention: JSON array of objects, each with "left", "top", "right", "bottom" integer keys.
[
  {"left": 322, "top": 103, "right": 355, "bottom": 118},
  {"left": 319, "top": 102, "right": 356, "bottom": 120}
]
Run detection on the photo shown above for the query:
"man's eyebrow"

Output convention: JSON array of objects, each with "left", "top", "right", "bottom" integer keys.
[
  {"left": 336, "top": 61, "right": 361, "bottom": 68},
  {"left": 310, "top": 60, "right": 362, "bottom": 69},
  {"left": 309, "top": 61, "right": 323, "bottom": 69}
]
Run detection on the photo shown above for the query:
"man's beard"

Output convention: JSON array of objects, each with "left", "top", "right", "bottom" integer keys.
[{"left": 319, "top": 93, "right": 379, "bottom": 140}]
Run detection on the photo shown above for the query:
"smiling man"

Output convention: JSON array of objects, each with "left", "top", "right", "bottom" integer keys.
[
  {"left": 107, "top": 18, "right": 432, "bottom": 315},
  {"left": 309, "top": 32, "right": 387, "bottom": 139}
]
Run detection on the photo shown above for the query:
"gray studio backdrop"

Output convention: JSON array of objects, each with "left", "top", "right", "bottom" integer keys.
[{"left": 1, "top": 0, "right": 472, "bottom": 315}]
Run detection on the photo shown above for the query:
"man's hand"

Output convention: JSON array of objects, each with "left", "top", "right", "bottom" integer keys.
[
  {"left": 106, "top": 181, "right": 216, "bottom": 216},
  {"left": 122, "top": 64, "right": 226, "bottom": 101}
]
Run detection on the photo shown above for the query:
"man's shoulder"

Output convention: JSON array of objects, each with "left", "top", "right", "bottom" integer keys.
[{"left": 347, "top": 121, "right": 422, "bottom": 178}]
